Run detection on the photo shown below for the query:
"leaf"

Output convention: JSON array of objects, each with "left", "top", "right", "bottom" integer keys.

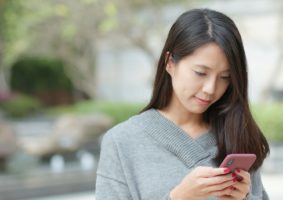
[{"left": 55, "top": 4, "right": 69, "bottom": 17}]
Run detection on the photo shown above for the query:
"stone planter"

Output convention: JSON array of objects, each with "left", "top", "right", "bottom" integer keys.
[
  {"left": 0, "top": 122, "right": 18, "bottom": 171},
  {"left": 19, "top": 113, "right": 113, "bottom": 157}
]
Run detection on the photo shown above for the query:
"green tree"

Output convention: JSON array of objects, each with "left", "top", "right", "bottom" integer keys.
[
  {"left": 28, "top": 0, "right": 189, "bottom": 98},
  {"left": 1, "top": 0, "right": 189, "bottom": 99},
  {"left": 0, "top": 0, "right": 53, "bottom": 93}
]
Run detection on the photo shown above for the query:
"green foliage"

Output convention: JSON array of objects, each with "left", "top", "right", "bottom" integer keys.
[
  {"left": 11, "top": 57, "right": 73, "bottom": 94},
  {"left": 0, "top": 0, "right": 40, "bottom": 67},
  {"left": 98, "top": 2, "right": 118, "bottom": 33},
  {"left": 49, "top": 101, "right": 283, "bottom": 142},
  {"left": 90, "top": 102, "right": 283, "bottom": 142},
  {"left": 0, "top": 94, "right": 42, "bottom": 118},
  {"left": 48, "top": 100, "right": 145, "bottom": 124},
  {"left": 251, "top": 103, "right": 283, "bottom": 143}
]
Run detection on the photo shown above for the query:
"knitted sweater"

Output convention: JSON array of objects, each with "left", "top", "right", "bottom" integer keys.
[{"left": 95, "top": 109, "right": 269, "bottom": 200}]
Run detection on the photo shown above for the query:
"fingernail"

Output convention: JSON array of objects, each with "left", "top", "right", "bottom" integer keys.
[
  {"left": 224, "top": 168, "right": 230, "bottom": 173},
  {"left": 237, "top": 176, "right": 243, "bottom": 182},
  {"left": 236, "top": 169, "right": 241, "bottom": 173}
]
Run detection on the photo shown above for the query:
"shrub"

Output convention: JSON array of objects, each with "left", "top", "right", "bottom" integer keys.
[
  {"left": 49, "top": 101, "right": 283, "bottom": 142},
  {"left": 75, "top": 101, "right": 145, "bottom": 124},
  {"left": 48, "top": 101, "right": 145, "bottom": 124},
  {"left": 252, "top": 103, "right": 283, "bottom": 143},
  {"left": 11, "top": 57, "right": 73, "bottom": 94},
  {"left": 11, "top": 57, "right": 72, "bottom": 94},
  {"left": 0, "top": 94, "right": 42, "bottom": 118},
  {"left": 10, "top": 57, "right": 75, "bottom": 106}
]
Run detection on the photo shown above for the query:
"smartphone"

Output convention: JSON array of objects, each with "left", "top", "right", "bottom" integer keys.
[{"left": 219, "top": 154, "right": 256, "bottom": 172}]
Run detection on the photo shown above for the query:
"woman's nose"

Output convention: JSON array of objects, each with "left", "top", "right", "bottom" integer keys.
[{"left": 202, "top": 77, "right": 216, "bottom": 95}]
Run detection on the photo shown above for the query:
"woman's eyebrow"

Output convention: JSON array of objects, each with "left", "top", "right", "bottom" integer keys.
[
  {"left": 195, "top": 64, "right": 210, "bottom": 69},
  {"left": 195, "top": 64, "right": 230, "bottom": 72}
]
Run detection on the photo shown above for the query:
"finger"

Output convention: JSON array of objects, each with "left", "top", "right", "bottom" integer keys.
[
  {"left": 205, "top": 179, "right": 236, "bottom": 193},
  {"left": 195, "top": 166, "right": 231, "bottom": 178},
  {"left": 231, "top": 181, "right": 250, "bottom": 197},
  {"left": 228, "top": 187, "right": 247, "bottom": 200},
  {"left": 210, "top": 186, "right": 234, "bottom": 198},
  {"left": 234, "top": 169, "right": 250, "bottom": 184},
  {"left": 232, "top": 181, "right": 247, "bottom": 190},
  {"left": 218, "top": 195, "right": 234, "bottom": 200},
  {"left": 201, "top": 173, "right": 236, "bottom": 187}
]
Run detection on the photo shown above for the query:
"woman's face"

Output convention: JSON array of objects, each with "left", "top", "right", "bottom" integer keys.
[{"left": 166, "top": 42, "right": 230, "bottom": 114}]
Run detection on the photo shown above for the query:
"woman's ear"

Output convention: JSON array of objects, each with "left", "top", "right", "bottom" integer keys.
[{"left": 165, "top": 51, "right": 175, "bottom": 76}]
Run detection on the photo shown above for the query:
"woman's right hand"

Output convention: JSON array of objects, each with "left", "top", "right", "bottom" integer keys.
[{"left": 169, "top": 166, "right": 237, "bottom": 200}]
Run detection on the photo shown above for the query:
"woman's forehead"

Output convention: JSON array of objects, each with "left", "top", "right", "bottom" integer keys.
[{"left": 181, "top": 43, "right": 230, "bottom": 71}]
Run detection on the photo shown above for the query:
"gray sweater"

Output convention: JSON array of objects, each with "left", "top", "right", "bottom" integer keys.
[{"left": 95, "top": 109, "right": 269, "bottom": 200}]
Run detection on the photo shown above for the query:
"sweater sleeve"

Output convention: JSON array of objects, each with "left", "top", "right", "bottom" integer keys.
[
  {"left": 246, "top": 169, "right": 269, "bottom": 200},
  {"left": 95, "top": 131, "right": 132, "bottom": 200}
]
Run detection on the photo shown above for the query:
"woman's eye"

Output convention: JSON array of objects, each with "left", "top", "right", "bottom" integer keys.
[
  {"left": 221, "top": 76, "right": 230, "bottom": 80},
  {"left": 194, "top": 71, "right": 206, "bottom": 76}
]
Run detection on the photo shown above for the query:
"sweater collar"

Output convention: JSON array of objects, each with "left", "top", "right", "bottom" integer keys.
[{"left": 141, "top": 109, "right": 217, "bottom": 168}]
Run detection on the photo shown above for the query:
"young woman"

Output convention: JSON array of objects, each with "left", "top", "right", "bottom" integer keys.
[{"left": 95, "top": 8, "right": 270, "bottom": 200}]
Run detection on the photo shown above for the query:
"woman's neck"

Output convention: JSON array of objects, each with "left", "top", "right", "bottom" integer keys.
[{"left": 158, "top": 101, "right": 209, "bottom": 138}]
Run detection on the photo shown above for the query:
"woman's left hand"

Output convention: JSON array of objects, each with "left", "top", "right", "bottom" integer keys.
[{"left": 217, "top": 169, "right": 251, "bottom": 200}]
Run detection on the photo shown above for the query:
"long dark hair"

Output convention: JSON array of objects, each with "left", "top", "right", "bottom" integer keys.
[{"left": 142, "top": 8, "right": 269, "bottom": 170}]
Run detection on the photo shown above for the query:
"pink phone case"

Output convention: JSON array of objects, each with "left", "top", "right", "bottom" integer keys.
[{"left": 219, "top": 154, "right": 256, "bottom": 172}]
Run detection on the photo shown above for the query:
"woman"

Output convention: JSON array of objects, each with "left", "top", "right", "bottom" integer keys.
[{"left": 95, "top": 8, "right": 270, "bottom": 200}]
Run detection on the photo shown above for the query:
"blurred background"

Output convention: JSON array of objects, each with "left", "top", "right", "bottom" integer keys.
[{"left": 0, "top": 0, "right": 282, "bottom": 199}]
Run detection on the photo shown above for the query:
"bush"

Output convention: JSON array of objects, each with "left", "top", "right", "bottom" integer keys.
[
  {"left": 48, "top": 101, "right": 283, "bottom": 142},
  {"left": 11, "top": 57, "right": 73, "bottom": 94},
  {"left": 252, "top": 103, "right": 283, "bottom": 143},
  {"left": 10, "top": 57, "right": 75, "bottom": 106},
  {"left": 0, "top": 94, "right": 42, "bottom": 118},
  {"left": 48, "top": 101, "right": 145, "bottom": 124}
]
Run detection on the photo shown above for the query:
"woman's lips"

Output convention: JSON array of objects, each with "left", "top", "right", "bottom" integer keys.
[{"left": 195, "top": 96, "right": 212, "bottom": 106}]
